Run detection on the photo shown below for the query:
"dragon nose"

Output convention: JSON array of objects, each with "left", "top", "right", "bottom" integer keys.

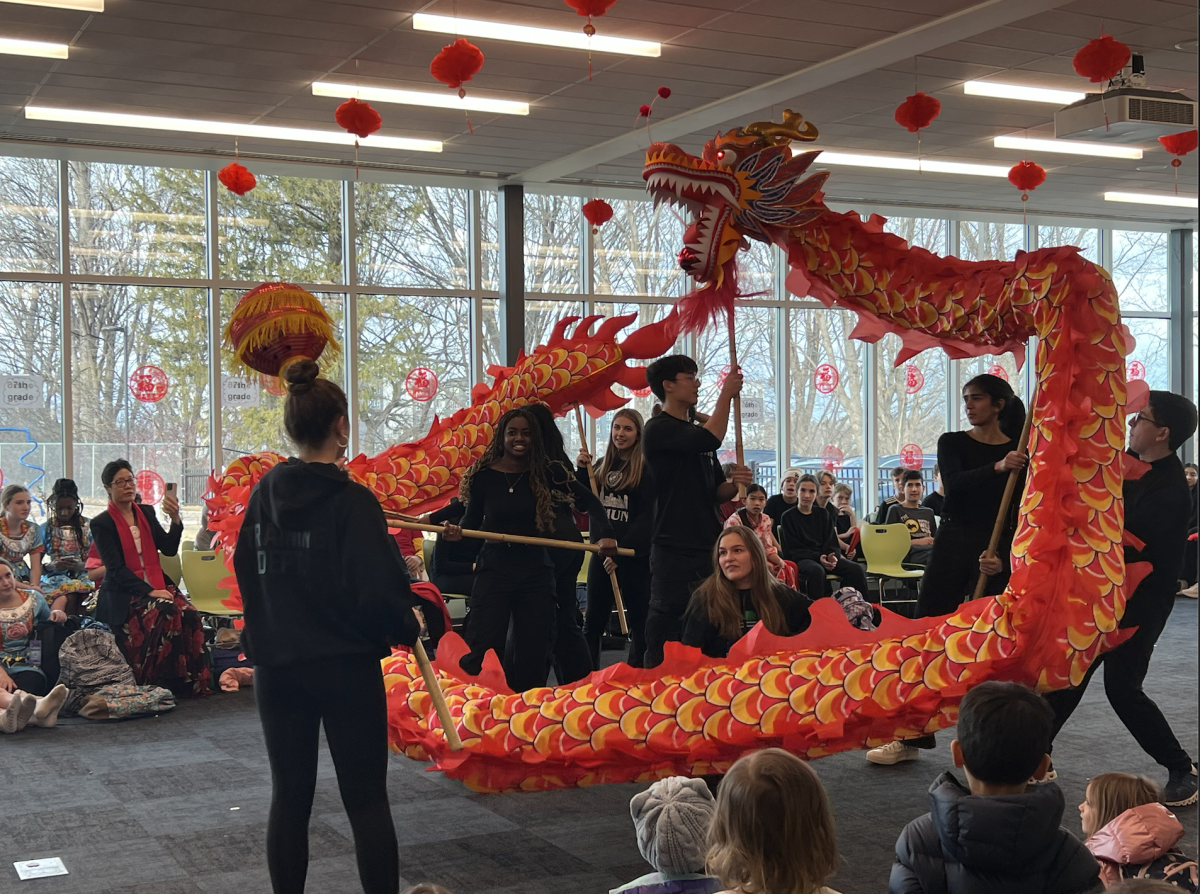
[{"left": 678, "top": 247, "right": 699, "bottom": 272}]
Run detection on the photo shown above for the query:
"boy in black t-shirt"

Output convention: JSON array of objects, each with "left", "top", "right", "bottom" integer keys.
[
  {"left": 885, "top": 470, "right": 938, "bottom": 566},
  {"left": 642, "top": 354, "right": 752, "bottom": 667},
  {"left": 921, "top": 463, "right": 945, "bottom": 517},
  {"left": 873, "top": 466, "right": 906, "bottom": 524}
]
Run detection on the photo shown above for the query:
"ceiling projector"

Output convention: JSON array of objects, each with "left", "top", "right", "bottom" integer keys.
[{"left": 1055, "top": 54, "right": 1196, "bottom": 143}]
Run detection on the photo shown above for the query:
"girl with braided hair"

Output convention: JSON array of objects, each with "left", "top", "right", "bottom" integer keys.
[
  {"left": 40, "top": 478, "right": 94, "bottom": 615},
  {"left": 444, "top": 406, "right": 618, "bottom": 692}
]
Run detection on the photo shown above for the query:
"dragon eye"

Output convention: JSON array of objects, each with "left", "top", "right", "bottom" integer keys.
[{"left": 716, "top": 150, "right": 725, "bottom": 159}]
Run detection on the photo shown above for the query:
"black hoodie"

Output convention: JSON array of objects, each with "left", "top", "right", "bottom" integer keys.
[
  {"left": 890, "top": 772, "right": 1100, "bottom": 894},
  {"left": 233, "top": 458, "right": 420, "bottom": 667}
]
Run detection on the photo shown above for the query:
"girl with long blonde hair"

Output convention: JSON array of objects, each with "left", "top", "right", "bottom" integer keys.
[{"left": 577, "top": 408, "right": 656, "bottom": 667}]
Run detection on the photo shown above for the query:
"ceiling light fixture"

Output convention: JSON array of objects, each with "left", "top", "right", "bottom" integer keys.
[
  {"left": 1104, "top": 191, "right": 1198, "bottom": 209},
  {"left": 994, "top": 135, "right": 1142, "bottom": 159},
  {"left": 964, "top": 80, "right": 1086, "bottom": 105},
  {"left": 0, "top": 0, "right": 102, "bottom": 9},
  {"left": 412, "top": 13, "right": 661, "bottom": 57},
  {"left": 0, "top": 36, "right": 69, "bottom": 59},
  {"left": 24, "top": 106, "right": 442, "bottom": 152},
  {"left": 813, "top": 150, "right": 1010, "bottom": 178},
  {"left": 313, "top": 81, "right": 529, "bottom": 116}
]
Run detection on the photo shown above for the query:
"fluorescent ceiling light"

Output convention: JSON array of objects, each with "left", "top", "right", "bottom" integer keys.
[
  {"left": 24, "top": 106, "right": 442, "bottom": 152},
  {"left": 0, "top": 0, "right": 102, "bottom": 9},
  {"left": 965, "top": 80, "right": 1086, "bottom": 105},
  {"left": 313, "top": 81, "right": 529, "bottom": 116},
  {"left": 813, "top": 150, "right": 1009, "bottom": 178},
  {"left": 1104, "top": 191, "right": 1198, "bottom": 209},
  {"left": 413, "top": 12, "right": 660, "bottom": 57},
  {"left": 994, "top": 135, "right": 1142, "bottom": 160},
  {"left": 0, "top": 36, "right": 69, "bottom": 59}
]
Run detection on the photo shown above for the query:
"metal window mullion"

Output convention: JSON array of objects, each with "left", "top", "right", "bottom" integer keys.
[
  {"left": 342, "top": 180, "right": 360, "bottom": 457},
  {"left": 946, "top": 218, "right": 960, "bottom": 433},
  {"left": 1168, "top": 228, "right": 1195, "bottom": 461},
  {"left": 582, "top": 210, "right": 596, "bottom": 449},
  {"left": 468, "top": 188, "right": 484, "bottom": 386},
  {"left": 774, "top": 246, "right": 790, "bottom": 475},
  {"left": 59, "top": 158, "right": 72, "bottom": 479},
  {"left": 205, "top": 170, "right": 222, "bottom": 473},
  {"left": 864, "top": 338, "right": 879, "bottom": 516}
]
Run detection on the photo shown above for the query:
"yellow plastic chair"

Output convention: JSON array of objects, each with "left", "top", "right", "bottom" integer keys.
[
  {"left": 859, "top": 524, "right": 924, "bottom": 607},
  {"left": 158, "top": 552, "right": 184, "bottom": 590},
  {"left": 577, "top": 549, "right": 591, "bottom": 584},
  {"left": 181, "top": 548, "right": 242, "bottom": 621},
  {"left": 182, "top": 541, "right": 194, "bottom": 552}
]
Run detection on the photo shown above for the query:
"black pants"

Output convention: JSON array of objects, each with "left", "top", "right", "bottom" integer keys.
[
  {"left": 6, "top": 668, "right": 49, "bottom": 697},
  {"left": 794, "top": 556, "right": 869, "bottom": 601},
  {"left": 584, "top": 555, "right": 651, "bottom": 668},
  {"left": 431, "top": 573, "right": 473, "bottom": 599},
  {"left": 1044, "top": 601, "right": 1193, "bottom": 773},
  {"left": 460, "top": 548, "right": 556, "bottom": 693},
  {"left": 255, "top": 656, "right": 399, "bottom": 894},
  {"left": 916, "top": 523, "right": 1009, "bottom": 618},
  {"left": 550, "top": 549, "right": 594, "bottom": 686},
  {"left": 645, "top": 546, "right": 711, "bottom": 668}
]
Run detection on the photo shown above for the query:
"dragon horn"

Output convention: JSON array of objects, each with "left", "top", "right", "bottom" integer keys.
[
  {"left": 572, "top": 315, "right": 605, "bottom": 340},
  {"left": 744, "top": 109, "right": 819, "bottom": 145},
  {"left": 591, "top": 312, "right": 637, "bottom": 342},
  {"left": 546, "top": 315, "right": 580, "bottom": 346}
]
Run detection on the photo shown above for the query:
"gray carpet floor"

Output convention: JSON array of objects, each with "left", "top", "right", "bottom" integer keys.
[{"left": 2, "top": 597, "right": 1195, "bottom": 894}]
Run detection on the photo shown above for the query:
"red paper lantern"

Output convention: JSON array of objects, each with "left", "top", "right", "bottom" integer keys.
[
  {"left": 1008, "top": 160, "right": 1046, "bottom": 204},
  {"left": 894, "top": 92, "right": 941, "bottom": 133},
  {"left": 1073, "top": 34, "right": 1131, "bottom": 83},
  {"left": 335, "top": 98, "right": 382, "bottom": 140},
  {"left": 430, "top": 37, "right": 485, "bottom": 98},
  {"left": 1159, "top": 130, "right": 1198, "bottom": 158},
  {"left": 820, "top": 445, "right": 845, "bottom": 472},
  {"left": 582, "top": 198, "right": 614, "bottom": 234},
  {"left": 899, "top": 444, "right": 924, "bottom": 470},
  {"left": 405, "top": 367, "right": 439, "bottom": 402},
  {"left": 813, "top": 363, "right": 839, "bottom": 395},
  {"left": 135, "top": 470, "right": 165, "bottom": 506},
  {"left": 1127, "top": 360, "right": 1146, "bottom": 381},
  {"left": 988, "top": 364, "right": 1010, "bottom": 382},
  {"left": 657, "top": 86, "right": 671, "bottom": 99},
  {"left": 129, "top": 365, "right": 169, "bottom": 403},
  {"left": 260, "top": 373, "right": 287, "bottom": 397},
  {"left": 218, "top": 162, "right": 256, "bottom": 196},
  {"left": 564, "top": 0, "right": 618, "bottom": 34}
]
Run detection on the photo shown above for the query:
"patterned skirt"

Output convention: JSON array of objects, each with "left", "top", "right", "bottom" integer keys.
[{"left": 117, "top": 586, "right": 210, "bottom": 698}]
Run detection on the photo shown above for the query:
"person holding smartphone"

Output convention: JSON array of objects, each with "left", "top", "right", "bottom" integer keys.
[
  {"left": 91, "top": 460, "right": 210, "bottom": 697},
  {"left": 40, "top": 478, "right": 95, "bottom": 615}
]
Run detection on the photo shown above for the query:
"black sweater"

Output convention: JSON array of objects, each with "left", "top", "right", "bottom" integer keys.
[
  {"left": 576, "top": 456, "right": 656, "bottom": 557},
  {"left": 1122, "top": 451, "right": 1193, "bottom": 628},
  {"left": 779, "top": 505, "right": 838, "bottom": 563},
  {"left": 764, "top": 494, "right": 797, "bottom": 527},
  {"left": 429, "top": 499, "right": 479, "bottom": 579},
  {"left": 92, "top": 507, "right": 183, "bottom": 627},
  {"left": 937, "top": 431, "right": 1025, "bottom": 536},
  {"left": 682, "top": 585, "right": 812, "bottom": 658},
  {"left": 233, "top": 458, "right": 420, "bottom": 667}
]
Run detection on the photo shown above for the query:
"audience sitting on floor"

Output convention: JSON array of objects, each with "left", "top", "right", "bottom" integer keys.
[
  {"left": 1080, "top": 772, "right": 1197, "bottom": 891},
  {"left": 724, "top": 484, "right": 797, "bottom": 588},
  {"left": 780, "top": 474, "right": 869, "bottom": 601},
  {"left": 0, "top": 557, "right": 70, "bottom": 732},
  {"left": 889, "top": 680, "right": 1100, "bottom": 894},
  {"left": 40, "top": 478, "right": 95, "bottom": 615},
  {"left": 614, "top": 775, "right": 722, "bottom": 894},
  {"left": 0, "top": 484, "right": 45, "bottom": 593},
  {"left": 765, "top": 468, "right": 801, "bottom": 526},
  {"left": 873, "top": 467, "right": 906, "bottom": 524},
  {"left": 885, "top": 470, "right": 938, "bottom": 567},
  {"left": 922, "top": 463, "right": 945, "bottom": 517},
  {"left": 707, "top": 748, "right": 843, "bottom": 894}
]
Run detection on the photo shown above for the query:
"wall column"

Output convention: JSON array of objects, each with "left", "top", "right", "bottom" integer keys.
[
  {"left": 1168, "top": 228, "right": 1195, "bottom": 461},
  {"left": 497, "top": 184, "right": 525, "bottom": 365}
]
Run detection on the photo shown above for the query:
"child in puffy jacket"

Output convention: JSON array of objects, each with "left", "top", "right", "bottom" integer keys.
[{"left": 1080, "top": 772, "right": 1198, "bottom": 891}]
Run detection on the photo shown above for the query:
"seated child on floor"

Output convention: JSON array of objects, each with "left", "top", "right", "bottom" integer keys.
[
  {"left": 612, "top": 776, "right": 723, "bottom": 894},
  {"left": 1080, "top": 772, "right": 1197, "bottom": 891},
  {"left": 707, "top": 748, "right": 843, "bottom": 894},
  {"left": 890, "top": 681, "right": 1100, "bottom": 894}
]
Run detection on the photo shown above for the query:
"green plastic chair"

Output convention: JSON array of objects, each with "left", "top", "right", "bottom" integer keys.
[
  {"left": 158, "top": 552, "right": 184, "bottom": 590},
  {"left": 181, "top": 548, "right": 242, "bottom": 621},
  {"left": 182, "top": 541, "right": 194, "bottom": 552},
  {"left": 859, "top": 524, "right": 923, "bottom": 607}
]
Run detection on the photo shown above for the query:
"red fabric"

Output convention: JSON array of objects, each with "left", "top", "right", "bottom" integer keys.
[
  {"left": 411, "top": 581, "right": 453, "bottom": 641},
  {"left": 1008, "top": 160, "right": 1046, "bottom": 192},
  {"left": 1073, "top": 35, "right": 1131, "bottom": 83},
  {"left": 778, "top": 558, "right": 798, "bottom": 589},
  {"left": 582, "top": 198, "right": 614, "bottom": 228},
  {"left": 1158, "top": 130, "right": 1198, "bottom": 157},
  {"left": 107, "top": 501, "right": 166, "bottom": 590},
  {"left": 392, "top": 527, "right": 419, "bottom": 557},
  {"left": 335, "top": 98, "right": 382, "bottom": 139},
  {"left": 218, "top": 162, "right": 256, "bottom": 195},
  {"left": 430, "top": 38, "right": 484, "bottom": 91},
  {"left": 894, "top": 92, "right": 941, "bottom": 132}
]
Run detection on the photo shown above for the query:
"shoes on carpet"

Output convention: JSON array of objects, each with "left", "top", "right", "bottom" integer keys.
[
  {"left": 1163, "top": 765, "right": 1198, "bottom": 807},
  {"left": 866, "top": 740, "right": 921, "bottom": 765},
  {"left": 1181, "top": 583, "right": 1198, "bottom": 599},
  {"left": 1029, "top": 762, "right": 1057, "bottom": 785}
]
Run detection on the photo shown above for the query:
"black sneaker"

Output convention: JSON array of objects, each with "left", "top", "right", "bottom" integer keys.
[{"left": 1163, "top": 765, "right": 1198, "bottom": 807}]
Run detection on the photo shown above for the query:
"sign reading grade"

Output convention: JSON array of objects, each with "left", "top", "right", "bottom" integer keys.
[
  {"left": 740, "top": 397, "right": 764, "bottom": 424},
  {"left": 0, "top": 375, "right": 44, "bottom": 409},
  {"left": 222, "top": 375, "right": 261, "bottom": 408}
]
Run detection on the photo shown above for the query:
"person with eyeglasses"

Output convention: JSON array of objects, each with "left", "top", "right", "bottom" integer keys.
[
  {"left": 91, "top": 458, "right": 210, "bottom": 697},
  {"left": 1044, "top": 391, "right": 1200, "bottom": 808},
  {"left": 641, "top": 354, "right": 753, "bottom": 668}
]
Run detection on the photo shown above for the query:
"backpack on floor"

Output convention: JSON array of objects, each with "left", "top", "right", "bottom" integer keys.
[{"left": 57, "top": 628, "right": 175, "bottom": 719}]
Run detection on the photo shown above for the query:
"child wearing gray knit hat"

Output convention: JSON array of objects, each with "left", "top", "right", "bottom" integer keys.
[{"left": 610, "top": 776, "right": 723, "bottom": 894}]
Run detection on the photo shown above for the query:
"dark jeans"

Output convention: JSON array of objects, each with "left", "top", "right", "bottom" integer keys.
[
  {"left": 1044, "top": 600, "right": 1193, "bottom": 773},
  {"left": 7, "top": 668, "right": 49, "bottom": 697},
  {"left": 794, "top": 556, "right": 870, "bottom": 601},
  {"left": 550, "top": 549, "right": 594, "bottom": 686},
  {"left": 255, "top": 656, "right": 399, "bottom": 894},
  {"left": 584, "top": 555, "right": 651, "bottom": 668},
  {"left": 645, "top": 546, "right": 712, "bottom": 668},
  {"left": 916, "top": 522, "right": 1009, "bottom": 617},
  {"left": 460, "top": 552, "right": 556, "bottom": 693}
]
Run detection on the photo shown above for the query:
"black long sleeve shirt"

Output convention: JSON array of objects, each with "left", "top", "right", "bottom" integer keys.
[
  {"left": 1122, "top": 451, "right": 1192, "bottom": 628},
  {"left": 643, "top": 413, "right": 724, "bottom": 554},
  {"left": 682, "top": 585, "right": 813, "bottom": 658},
  {"left": 937, "top": 431, "right": 1025, "bottom": 537},
  {"left": 576, "top": 456, "right": 656, "bottom": 557},
  {"left": 780, "top": 505, "right": 838, "bottom": 563}
]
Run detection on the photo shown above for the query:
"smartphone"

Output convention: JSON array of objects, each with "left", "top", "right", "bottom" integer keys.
[{"left": 165, "top": 482, "right": 177, "bottom": 500}]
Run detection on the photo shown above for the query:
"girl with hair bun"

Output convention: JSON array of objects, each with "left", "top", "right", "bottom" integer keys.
[{"left": 233, "top": 357, "right": 421, "bottom": 894}]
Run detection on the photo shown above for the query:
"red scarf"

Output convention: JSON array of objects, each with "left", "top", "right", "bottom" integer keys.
[{"left": 107, "top": 501, "right": 167, "bottom": 590}]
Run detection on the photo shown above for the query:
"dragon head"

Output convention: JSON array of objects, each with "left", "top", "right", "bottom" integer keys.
[{"left": 643, "top": 110, "right": 831, "bottom": 287}]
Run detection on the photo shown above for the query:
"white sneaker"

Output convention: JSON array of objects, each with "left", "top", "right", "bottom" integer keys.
[
  {"left": 866, "top": 740, "right": 921, "bottom": 765},
  {"left": 1182, "top": 584, "right": 1198, "bottom": 599},
  {"left": 1029, "top": 763, "right": 1057, "bottom": 785}
]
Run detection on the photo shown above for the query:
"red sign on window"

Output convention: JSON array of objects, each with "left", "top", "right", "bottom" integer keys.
[
  {"left": 129, "top": 365, "right": 169, "bottom": 403},
  {"left": 987, "top": 364, "right": 1009, "bottom": 383},
  {"left": 405, "top": 367, "right": 439, "bottom": 402},
  {"left": 135, "top": 470, "right": 165, "bottom": 506},
  {"left": 1127, "top": 360, "right": 1146, "bottom": 381},
  {"left": 904, "top": 364, "right": 924, "bottom": 394},
  {"left": 899, "top": 443, "right": 924, "bottom": 470},
  {"left": 814, "top": 363, "right": 839, "bottom": 394},
  {"left": 820, "top": 445, "right": 845, "bottom": 472}
]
